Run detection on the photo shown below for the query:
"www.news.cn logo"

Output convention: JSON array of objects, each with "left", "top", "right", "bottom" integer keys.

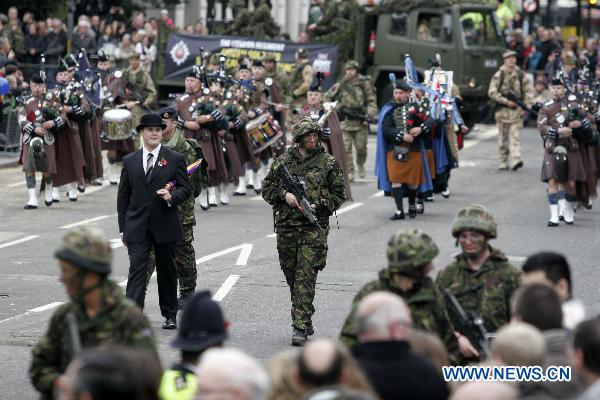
[{"left": 442, "top": 366, "right": 572, "bottom": 382}]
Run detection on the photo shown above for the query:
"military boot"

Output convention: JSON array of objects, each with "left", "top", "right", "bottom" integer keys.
[
  {"left": 305, "top": 323, "right": 314, "bottom": 336},
  {"left": 358, "top": 164, "right": 366, "bottom": 179},
  {"left": 292, "top": 328, "right": 307, "bottom": 347}
]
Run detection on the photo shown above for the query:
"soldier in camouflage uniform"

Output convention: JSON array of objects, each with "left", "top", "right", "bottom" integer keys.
[
  {"left": 122, "top": 53, "right": 157, "bottom": 146},
  {"left": 146, "top": 108, "right": 206, "bottom": 309},
  {"left": 324, "top": 60, "right": 377, "bottom": 181},
  {"left": 262, "top": 116, "right": 345, "bottom": 346},
  {"left": 339, "top": 229, "right": 458, "bottom": 361},
  {"left": 29, "top": 226, "right": 157, "bottom": 399},
  {"left": 436, "top": 204, "right": 521, "bottom": 361},
  {"left": 290, "top": 48, "right": 314, "bottom": 110},
  {"left": 487, "top": 50, "right": 534, "bottom": 171}
]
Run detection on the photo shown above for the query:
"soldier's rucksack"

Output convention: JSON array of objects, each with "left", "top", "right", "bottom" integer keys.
[{"left": 185, "top": 138, "right": 208, "bottom": 198}]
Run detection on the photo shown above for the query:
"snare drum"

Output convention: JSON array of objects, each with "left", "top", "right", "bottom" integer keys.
[
  {"left": 103, "top": 109, "right": 133, "bottom": 140},
  {"left": 245, "top": 113, "right": 283, "bottom": 154}
]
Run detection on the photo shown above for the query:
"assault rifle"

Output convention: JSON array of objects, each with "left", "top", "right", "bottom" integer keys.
[
  {"left": 278, "top": 165, "right": 324, "bottom": 232},
  {"left": 444, "top": 289, "right": 489, "bottom": 356},
  {"left": 66, "top": 312, "right": 82, "bottom": 359},
  {"left": 339, "top": 107, "right": 372, "bottom": 124},
  {"left": 505, "top": 92, "right": 535, "bottom": 115}
]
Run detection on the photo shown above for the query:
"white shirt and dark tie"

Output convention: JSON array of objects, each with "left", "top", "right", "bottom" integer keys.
[{"left": 142, "top": 144, "right": 161, "bottom": 177}]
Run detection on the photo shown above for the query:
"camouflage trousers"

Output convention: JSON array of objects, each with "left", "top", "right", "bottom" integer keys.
[
  {"left": 341, "top": 120, "right": 369, "bottom": 175},
  {"left": 146, "top": 224, "right": 197, "bottom": 296},
  {"left": 496, "top": 120, "right": 522, "bottom": 168},
  {"left": 276, "top": 227, "right": 329, "bottom": 331}
]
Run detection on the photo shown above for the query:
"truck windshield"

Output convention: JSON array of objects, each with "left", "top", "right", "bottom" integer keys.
[{"left": 460, "top": 10, "right": 501, "bottom": 47}]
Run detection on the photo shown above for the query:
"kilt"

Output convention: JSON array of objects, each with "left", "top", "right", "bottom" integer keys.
[{"left": 387, "top": 150, "right": 423, "bottom": 186}]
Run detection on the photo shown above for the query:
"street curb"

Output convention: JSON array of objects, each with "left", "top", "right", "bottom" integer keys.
[{"left": 0, "top": 158, "right": 19, "bottom": 169}]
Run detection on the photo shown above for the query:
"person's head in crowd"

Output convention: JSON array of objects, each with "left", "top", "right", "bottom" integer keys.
[
  {"left": 149, "top": 17, "right": 159, "bottom": 31},
  {"left": 295, "top": 47, "right": 309, "bottom": 62},
  {"left": 251, "top": 60, "right": 266, "bottom": 80},
  {"left": 539, "top": 27, "right": 549, "bottom": 41},
  {"left": 194, "top": 22, "right": 207, "bottom": 35},
  {"left": 450, "top": 382, "right": 518, "bottom": 400},
  {"left": 29, "top": 72, "right": 46, "bottom": 97},
  {"left": 491, "top": 322, "right": 546, "bottom": 367},
  {"left": 512, "top": 283, "right": 562, "bottom": 331},
  {"left": 267, "top": 349, "right": 303, "bottom": 400},
  {"left": 263, "top": 54, "right": 277, "bottom": 72},
  {"left": 38, "top": 20, "right": 48, "bottom": 36},
  {"left": 534, "top": 77, "right": 547, "bottom": 94},
  {"left": 409, "top": 329, "right": 450, "bottom": 370},
  {"left": 52, "top": 18, "right": 65, "bottom": 33},
  {"left": 131, "top": 30, "right": 142, "bottom": 45},
  {"left": 102, "top": 24, "right": 114, "bottom": 40},
  {"left": 160, "top": 9, "right": 170, "bottom": 21},
  {"left": 355, "top": 291, "right": 412, "bottom": 343},
  {"left": 55, "top": 346, "right": 161, "bottom": 400},
  {"left": 128, "top": 53, "right": 141, "bottom": 70},
  {"left": 28, "top": 22, "right": 38, "bottom": 36},
  {"left": 569, "top": 318, "right": 600, "bottom": 386},
  {"left": 502, "top": 50, "right": 517, "bottom": 70},
  {"left": 170, "top": 290, "right": 228, "bottom": 364},
  {"left": 91, "top": 15, "right": 100, "bottom": 30},
  {"left": 522, "top": 251, "right": 572, "bottom": 301},
  {"left": 585, "top": 38, "right": 597, "bottom": 53},
  {"left": 55, "top": 65, "right": 70, "bottom": 85},
  {"left": 195, "top": 348, "right": 269, "bottom": 400},
  {"left": 297, "top": 31, "right": 310, "bottom": 43},
  {"left": 0, "top": 38, "right": 12, "bottom": 57},
  {"left": 0, "top": 14, "right": 6, "bottom": 31},
  {"left": 185, "top": 67, "right": 202, "bottom": 94},
  {"left": 184, "top": 24, "right": 194, "bottom": 34},
  {"left": 8, "top": 7, "right": 18, "bottom": 22},
  {"left": 77, "top": 20, "right": 91, "bottom": 37},
  {"left": 121, "top": 33, "right": 132, "bottom": 47},
  {"left": 523, "top": 34, "right": 534, "bottom": 49},
  {"left": 297, "top": 338, "right": 374, "bottom": 394},
  {"left": 344, "top": 60, "right": 360, "bottom": 81},
  {"left": 554, "top": 26, "right": 562, "bottom": 40},
  {"left": 22, "top": 11, "right": 33, "bottom": 25},
  {"left": 238, "top": 63, "right": 252, "bottom": 81},
  {"left": 131, "top": 11, "right": 145, "bottom": 30}
]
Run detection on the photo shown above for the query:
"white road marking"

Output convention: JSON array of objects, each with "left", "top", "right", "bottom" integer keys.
[
  {"left": 266, "top": 233, "right": 276, "bottom": 238},
  {"left": 29, "top": 302, "right": 65, "bottom": 312},
  {"left": 110, "top": 239, "right": 124, "bottom": 249},
  {"left": 336, "top": 202, "right": 364, "bottom": 216},
  {"left": 60, "top": 215, "right": 110, "bottom": 229},
  {"left": 463, "top": 126, "right": 497, "bottom": 149},
  {"left": 250, "top": 195, "right": 264, "bottom": 201},
  {"left": 0, "top": 235, "right": 39, "bottom": 249},
  {"left": 118, "top": 279, "right": 127, "bottom": 287},
  {"left": 370, "top": 191, "right": 385, "bottom": 198},
  {"left": 6, "top": 181, "right": 25, "bottom": 188},
  {"left": 196, "top": 243, "right": 253, "bottom": 265},
  {"left": 212, "top": 275, "right": 240, "bottom": 302}
]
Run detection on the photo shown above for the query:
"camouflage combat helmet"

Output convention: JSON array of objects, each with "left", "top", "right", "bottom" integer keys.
[
  {"left": 292, "top": 115, "right": 323, "bottom": 142},
  {"left": 451, "top": 204, "right": 497, "bottom": 239},
  {"left": 54, "top": 226, "right": 112, "bottom": 274},
  {"left": 296, "top": 48, "right": 309, "bottom": 59},
  {"left": 386, "top": 229, "right": 439, "bottom": 278},
  {"left": 344, "top": 60, "right": 360, "bottom": 70}
]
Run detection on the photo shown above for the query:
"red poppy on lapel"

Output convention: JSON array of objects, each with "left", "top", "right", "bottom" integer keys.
[{"left": 158, "top": 158, "right": 168, "bottom": 167}]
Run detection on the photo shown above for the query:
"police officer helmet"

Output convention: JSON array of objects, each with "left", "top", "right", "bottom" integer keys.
[
  {"left": 386, "top": 229, "right": 439, "bottom": 278},
  {"left": 54, "top": 226, "right": 112, "bottom": 274},
  {"left": 451, "top": 204, "right": 497, "bottom": 239},
  {"left": 292, "top": 115, "right": 323, "bottom": 142}
]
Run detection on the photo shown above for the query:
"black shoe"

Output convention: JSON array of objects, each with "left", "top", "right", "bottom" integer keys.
[
  {"left": 416, "top": 201, "right": 425, "bottom": 214},
  {"left": 24, "top": 204, "right": 38, "bottom": 209},
  {"left": 547, "top": 221, "right": 559, "bottom": 227},
  {"left": 305, "top": 325, "right": 314, "bottom": 336},
  {"left": 200, "top": 204, "right": 209, "bottom": 211},
  {"left": 559, "top": 215, "right": 564, "bottom": 221},
  {"left": 52, "top": 199, "right": 60, "bottom": 203},
  {"left": 254, "top": 188, "right": 261, "bottom": 195},
  {"left": 408, "top": 205, "right": 417, "bottom": 218},
  {"left": 69, "top": 197, "right": 78, "bottom": 202},
  {"left": 77, "top": 185, "right": 86, "bottom": 193},
  {"left": 390, "top": 211, "right": 405, "bottom": 220},
  {"left": 178, "top": 292, "right": 193, "bottom": 310},
  {"left": 162, "top": 317, "right": 177, "bottom": 330},
  {"left": 45, "top": 200, "right": 53, "bottom": 207},
  {"left": 292, "top": 328, "right": 307, "bottom": 347},
  {"left": 512, "top": 161, "right": 524, "bottom": 171},
  {"left": 209, "top": 202, "right": 218, "bottom": 207},
  {"left": 233, "top": 191, "right": 246, "bottom": 196},
  {"left": 110, "top": 181, "right": 118, "bottom": 186},
  {"left": 584, "top": 201, "right": 593, "bottom": 210},
  {"left": 246, "top": 183, "right": 254, "bottom": 189}
]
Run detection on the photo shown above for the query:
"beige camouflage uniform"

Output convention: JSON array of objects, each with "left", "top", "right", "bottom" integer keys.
[{"left": 488, "top": 63, "right": 534, "bottom": 169}]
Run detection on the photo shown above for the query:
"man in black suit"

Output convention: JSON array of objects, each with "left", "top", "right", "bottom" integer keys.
[{"left": 117, "top": 113, "right": 191, "bottom": 329}]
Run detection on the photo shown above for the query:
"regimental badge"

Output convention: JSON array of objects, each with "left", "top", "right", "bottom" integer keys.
[
  {"left": 45, "top": 93, "right": 53, "bottom": 101},
  {"left": 169, "top": 40, "right": 190, "bottom": 67}
]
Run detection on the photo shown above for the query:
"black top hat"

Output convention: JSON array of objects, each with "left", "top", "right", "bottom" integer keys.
[
  {"left": 252, "top": 59, "right": 264, "bottom": 68},
  {"left": 171, "top": 291, "right": 228, "bottom": 351},
  {"left": 136, "top": 113, "right": 167, "bottom": 132},
  {"left": 238, "top": 63, "right": 250, "bottom": 71},
  {"left": 30, "top": 72, "right": 45, "bottom": 84}
]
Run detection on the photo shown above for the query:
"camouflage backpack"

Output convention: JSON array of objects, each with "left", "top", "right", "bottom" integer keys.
[
  {"left": 386, "top": 228, "right": 439, "bottom": 278},
  {"left": 451, "top": 204, "right": 497, "bottom": 238}
]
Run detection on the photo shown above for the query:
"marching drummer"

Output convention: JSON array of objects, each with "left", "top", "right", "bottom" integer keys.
[
  {"left": 173, "top": 65, "right": 228, "bottom": 210},
  {"left": 98, "top": 52, "right": 136, "bottom": 184}
]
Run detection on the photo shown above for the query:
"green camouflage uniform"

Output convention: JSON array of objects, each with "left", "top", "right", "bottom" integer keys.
[
  {"left": 262, "top": 118, "right": 345, "bottom": 331},
  {"left": 487, "top": 63, "right": 534, "bottom": 168},
  {"left": 147, "top": 128, "right": 200, "bottom": 297},
  {"left": 339, "top": 229, "right": 458, "bottom": 361},
  {"left": 324, "top": 66, "right": 377, "bottom": 177},
  {"left": 122, "top": 65, "right": 157, "bottom": 147},
  {"left": 310, "top": 0, "right": 362, "bottom": 63},
  {"left": 290, "top": 56, "right": 314, "bottom": 108},
  {"left": 29, "top": 226, "right": 156, "bottom": 399},
  {"left": 435, "top": 246, "right": 521, "bottom": 333}
]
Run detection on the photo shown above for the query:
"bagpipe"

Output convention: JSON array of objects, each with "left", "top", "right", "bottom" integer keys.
[{"left": 163, "top": 158, "right": 209, "bottom": 191}]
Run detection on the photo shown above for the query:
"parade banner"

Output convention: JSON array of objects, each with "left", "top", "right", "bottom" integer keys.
[{"left": 165, "top": 32, "right": 339, "bottom": 89}]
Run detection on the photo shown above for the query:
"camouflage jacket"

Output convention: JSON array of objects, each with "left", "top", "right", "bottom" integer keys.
[
  {"left": 487, "top": 65, "right": 534, "bottom": 122},
  {"left": 29, "top": 280, "right": 157, "bottom": 398},
  {"left": 339, "top": 268, "right": 458, "bottom": 358},
  {"left": 290, "top": 60, "right": 314, "bottom": 99},
  {"left": 122, "top": 66, "right": 157, "bottom": 106},
  {"left": 162, "top": 129, "right": 197, "bottom": 226},
  {"left": 262, "top": 146, "right": 345, "bottom": 232},
  {"left": 435, "top": 246, "right": 521, "bottom": 333},
  {"left": 324, "top": 75, "right": 377, "bottom": 121}
]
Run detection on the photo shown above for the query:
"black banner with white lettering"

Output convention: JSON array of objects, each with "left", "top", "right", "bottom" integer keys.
[{"left": 165, "top": 32, "right": 339, "bottom": 89}]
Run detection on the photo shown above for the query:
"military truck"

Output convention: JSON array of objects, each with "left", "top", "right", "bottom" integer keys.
[{"left": 355, "top": 0, "right": 505, "bottom": 125}]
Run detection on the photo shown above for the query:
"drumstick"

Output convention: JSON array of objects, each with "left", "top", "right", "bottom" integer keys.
[
  {"left": 116, "top": 101, "right": 140, "bottom": 108},
  {"left": 267, "top": 101, "right": 288, "bottom": 109}
]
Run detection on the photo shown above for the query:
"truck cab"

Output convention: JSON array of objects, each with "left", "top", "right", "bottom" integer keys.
[{"left": 356, "top": 1, "right": 505, "bottom": 124}]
